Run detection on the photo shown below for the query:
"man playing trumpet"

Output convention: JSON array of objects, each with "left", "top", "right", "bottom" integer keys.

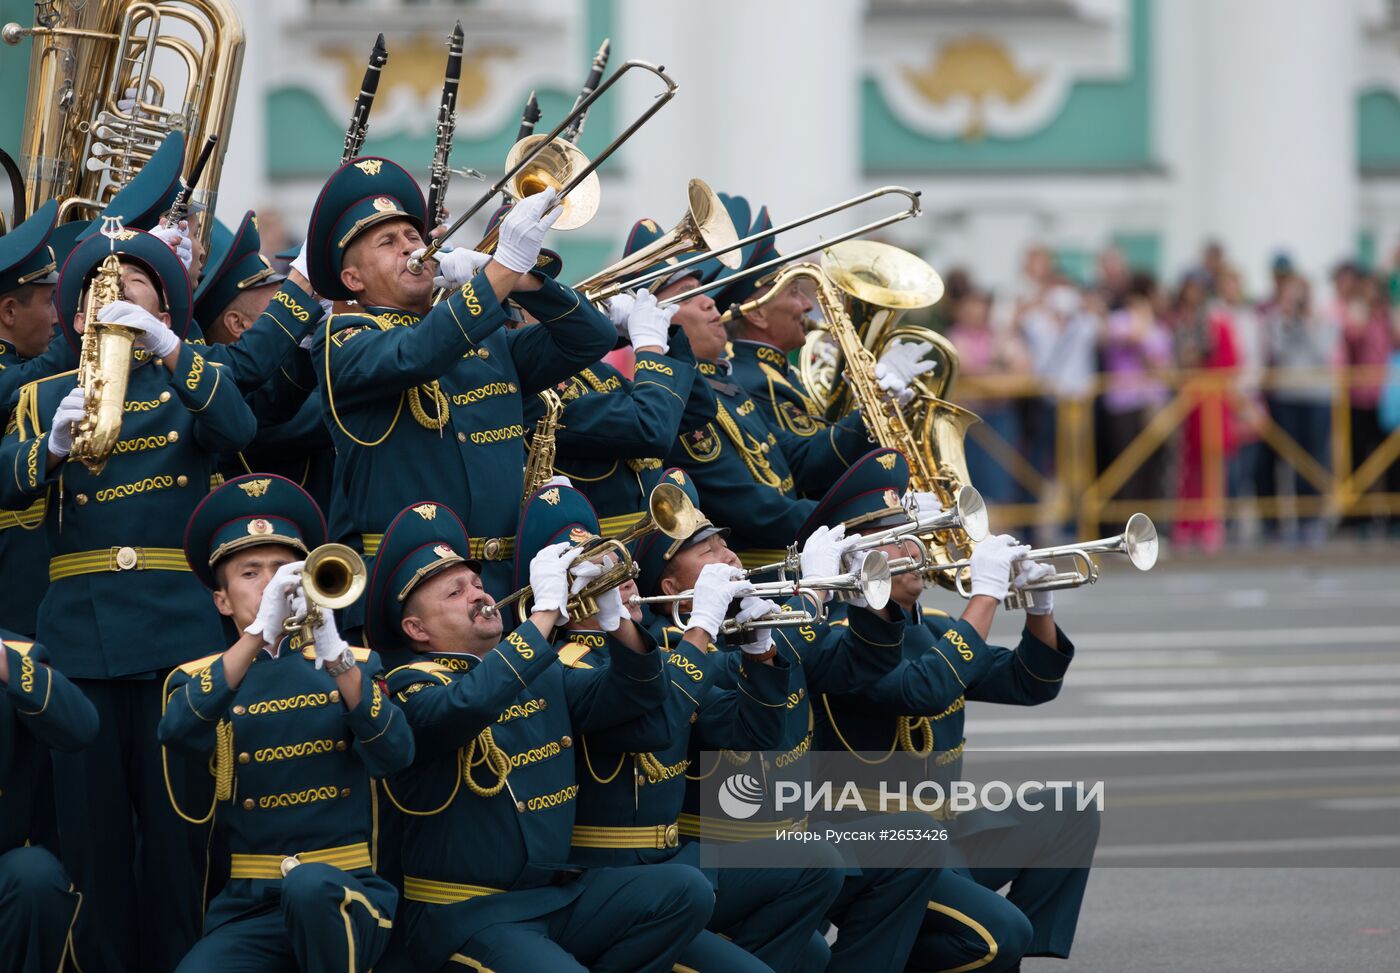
[
  {"left": 811, "top": 449, "right": 1099, "bottom": 972},
  {"left": 513, "top": 474, "right": 845, "bottom": 973},
  {"left": 161, "top": 473, "right": 414, "bottom": 972},
  {"left": 365, "top": 498, "right": 714, "bottom": 973},
  {"left": 630, "top": 465, "right": 945, "bottom": 973}
]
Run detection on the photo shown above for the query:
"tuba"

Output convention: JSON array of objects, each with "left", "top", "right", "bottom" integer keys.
[
  {"left": 70, "top": 217, "right": 134, "bottom": 475},
  {"left": 3, "top": 0, "right": 245, "bottom": 246},
  {"left": 798, "top": 240, "right": 951, "bottom": 419}
]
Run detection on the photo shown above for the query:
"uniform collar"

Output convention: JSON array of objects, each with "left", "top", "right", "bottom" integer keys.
[
  {"left": 696, "top": 357, "right": 732, "bottom": 378},
  {"left": 730, "top": 339, "right": 790, "bottom": 370},
  {"left": 361, "top": 304, "right": 423, "bottom": 324}
]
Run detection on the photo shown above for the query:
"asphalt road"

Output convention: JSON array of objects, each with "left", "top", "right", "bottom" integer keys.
[{"left": 951, "top": 549, "right": 1400, "bottom": 972}]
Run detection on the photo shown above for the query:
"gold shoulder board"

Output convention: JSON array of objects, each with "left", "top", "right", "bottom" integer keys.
[
  {"left": 177, "top": 652, "right": 222, "bottom": 675},
  {"left": 557, "top": 643, "right": 593, "bottom": 669}
]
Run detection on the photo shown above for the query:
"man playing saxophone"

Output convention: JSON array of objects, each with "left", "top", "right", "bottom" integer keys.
[{"left": 0, "top": 228, "right": 257, "bottom": 972}]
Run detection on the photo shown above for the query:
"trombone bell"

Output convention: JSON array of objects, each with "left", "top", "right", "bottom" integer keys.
[{"left": 502, "top": 135, "right": 599, "bottom": 230}]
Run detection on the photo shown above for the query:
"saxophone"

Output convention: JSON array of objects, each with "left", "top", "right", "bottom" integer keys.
[
  {"left": 522, "top": 389, "right": 564, "bottom": 500},
  {"left": 71, "top": 222, "right": 136, "bottom": 475},
  {"left": 747, "top": 263, "right": 979, "bottom": 585}
]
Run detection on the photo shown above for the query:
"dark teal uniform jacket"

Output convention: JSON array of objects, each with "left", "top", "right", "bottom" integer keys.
[
  {"left": 526, "top": 330, "right": 698, "bottom": 536},
  {"left": 0, "top": 633, "right": 98, "bottom": 973},
  {"left": 157, "top": 639, "right": 413, "bottom": 941},
  {"left": 667, "top": 359, "right": 871, "bottom": 566},
  {"left": 312, "top": 274, "right": 614, "bottom": 595},
  {"left": 380, "top": 622, "right": 670, "bottom": 971},
  {"left": 0, "top": 343, "right": 256, "bottom": 676},
  {"left": 0, "top": 335, "right": 76, "bottom": 636}
]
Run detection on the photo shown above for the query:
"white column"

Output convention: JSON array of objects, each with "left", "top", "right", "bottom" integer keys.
[
  {"left": 618, "top": 0, "right": 862, "bottom": 235},
  {"left": 1178, "top": 0, "right": 1359, "bottom": 293},
  {"left": 212, "top": 0, "right": 269, "bottom": 223}
]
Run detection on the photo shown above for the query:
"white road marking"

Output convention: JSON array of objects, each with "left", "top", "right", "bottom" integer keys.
[
  {"left": 1095, "top": 835, "right": 1400, "bottom": 859},
  {"left": 1068, "top": 664, "right": 1400, "bottom": 685},
  {"left": 967, "top": 707, "right": 1400, "bottom": 734},
  {"left": 983, "top": 735, "right": 1400, "bottom": 751},
  {"left": 1086, "top": 685, "right": 1400, "bottom": 707},
  {"left": 1070, "top": 626, "right": 1400, "bottom": 651}
]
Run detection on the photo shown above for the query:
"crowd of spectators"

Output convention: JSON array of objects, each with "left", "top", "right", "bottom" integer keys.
[{"left": 926, "top": 241, "right": 1400, "bottom": 550}]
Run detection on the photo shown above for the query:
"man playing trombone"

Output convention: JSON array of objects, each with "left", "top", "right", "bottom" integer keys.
[
  {"left": 304, "top": 159, "right": 614, "bottom": 597},
  {"left": 161, "top": 473, "right": 414, "bottom": 972},
  {"left": 365, "top": 498, "right": 714, "bottom": 973},
  {"left": 810, "top": 449, "right": 1100, "bottom": 972},
  {"left": 630, "top": 467, "right": 944, "bottom": 973}
]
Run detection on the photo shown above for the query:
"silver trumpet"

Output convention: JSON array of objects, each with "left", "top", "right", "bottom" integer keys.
[
  {"left": 843, "top": 486, "right": 989, "bottom": 577},
  {"left": 924, "top": 513, "right": 1159, "bottom": 609},
  {"left": 631, "top": 551, "right": 893, "bottom": 634}
]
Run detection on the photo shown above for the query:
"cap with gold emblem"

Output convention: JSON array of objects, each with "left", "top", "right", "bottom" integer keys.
[
  {"left": 56, "top": 226, "right": 193, "bottom": 348},
  {"left": 365, "top": 500, "right": 481, "bottom": 651},
  {"left": 511, "top": 483, "right": 604, "bottom": 594},
  {"left": 184, "top": 473, "right": 327, "bottom": 589},
  {"left": 631, "top": 468, "right": 726, "bottom": 594},
  {"left": 305, "top": 156, "right": 427, "bottom": 301},
  {"left": 796, "top": 447, "right": 911, "bottom": 545},
  {"left": 0, "top": 199, "right": 59, "bottom": 297},
  {"left": 193, "top": 210, "right": 286, "bottom": 326}
]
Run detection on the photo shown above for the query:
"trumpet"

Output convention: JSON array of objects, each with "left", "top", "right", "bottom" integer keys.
[
  {"left": 632, "top": 550, "right": 893, "bottom": 634},
  {"left": 843, "top": 486, "right": 989, "bottom": 576},
  {"left": 408, "top": 59, "right": 678, "bottom": 276},
  {"left": 926, "top": 514, "right": 1159, "bottom": 609},
  {"left": 482, "top": 482, "right": 706, "bottom": 621},
  {"left": 283, "top": 543, "right": 368, "bottom": 639}
]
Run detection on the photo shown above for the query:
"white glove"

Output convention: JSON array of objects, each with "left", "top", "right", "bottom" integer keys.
[
  {"left": 734, "top": 596, "right": 779, "bottom": 655},
  {"left": 529, "top": 541, "right": 579, "bottom": 621},
  {"left": 903, "top": 491, "right": 943, "bottom": 519},
  {"left": 621, "top": 290, "right": 676, "bottom": 352},
  {"left": 47, "top": 386, "right": 86, "bottom": 459},
  {"left": 543, "top": 475, "right": 572, "bottom": 490},
  {"left": 595, "top": 584, "right": 625, "bottom": 633},
  {"left": 98, "top": 300, "right": 180, "bottom": 358},
  {"left": 117, "top": 86, "right": 138, "bottom": 115},
  {"left": 1013, "top": 559, "right": 1056, "bottom": 616},
  {"left": 603, "top": 291, "right": 636, "bottom": 328},
  {"left": 876, "top": 340, "right": 936, "bottom": 388},
  {"left": 968, "top": 534, "right": 1031, "bottom": 603},
  {"left": 800, "top": 524, "right": 848, "bottom": 580},
  {"left": 493, "top": 188, "right": 563, "bottom": 274},
  {"left": 569, "top": 556, "right": 604, "bottom": 597},
  {"left": 312, "top": 608, "right": 351, "bottom": 670},
  {"left": 151, "top": 220, "right": 194, "bottom": 271},
  {"left": 291, "top": 241, "right": 311, "bottom": 282},
  {"left": 421, "top": 247, "right": 491, "bottom": 291},
  {"left": 687, "top": 563, "right": 755, "bottom": 639},
  {"left": 842, "top": 550, "right": 870, "bottom": 610},
  {"left": 245, "top": 562, "right": 304, "bottom": 645}
]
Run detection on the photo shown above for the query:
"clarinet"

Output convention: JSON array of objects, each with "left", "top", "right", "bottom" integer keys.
[
  {"left": 516, "top": 90, "right": 541, "bottom": 143},
  {"left": 560, "top": 38, "right": 610, "bottom": 144},
  {"left": 342, "top": 33, "right": 388, "bottom": 165},
  {"left": 425, "top": 21, "right": 463, "bottom": 230},
  {"left": 164, "top": 134, "right": 218, "bottom": 226}
]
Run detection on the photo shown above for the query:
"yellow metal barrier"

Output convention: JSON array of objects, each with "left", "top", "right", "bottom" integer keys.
[{"left": 945, "top": 365, "right": 1400, "bottom": 539}]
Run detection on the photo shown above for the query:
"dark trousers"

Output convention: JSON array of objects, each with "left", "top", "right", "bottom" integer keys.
[
  {"left": 907, "top": 802, "right": 1100, "bottom": 971},
  {"left": 52, "top": 677, "right": 211, "bottom": 973},
  {"left": 174, "top": 865, "right": 395, "bottom": 973},
  {"left": 703, "top": 860, "right": 844, "bottom": 973},
  {"left": 1273, "top": 399, "right": 1330, "bottom": 532},
  {"left": 0, "top": 845, "right": 82, "bottom": 973},
  {"left": 1347, "top": 406, "right": 1398, "bottom": 525},
  {"left": 448, "top": 863, "right": 712, "bottom": 973}
]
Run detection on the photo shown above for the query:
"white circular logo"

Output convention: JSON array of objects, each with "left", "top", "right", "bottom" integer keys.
[{"left": 717, "top": 773, "right": 766, "bottom": 820}]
